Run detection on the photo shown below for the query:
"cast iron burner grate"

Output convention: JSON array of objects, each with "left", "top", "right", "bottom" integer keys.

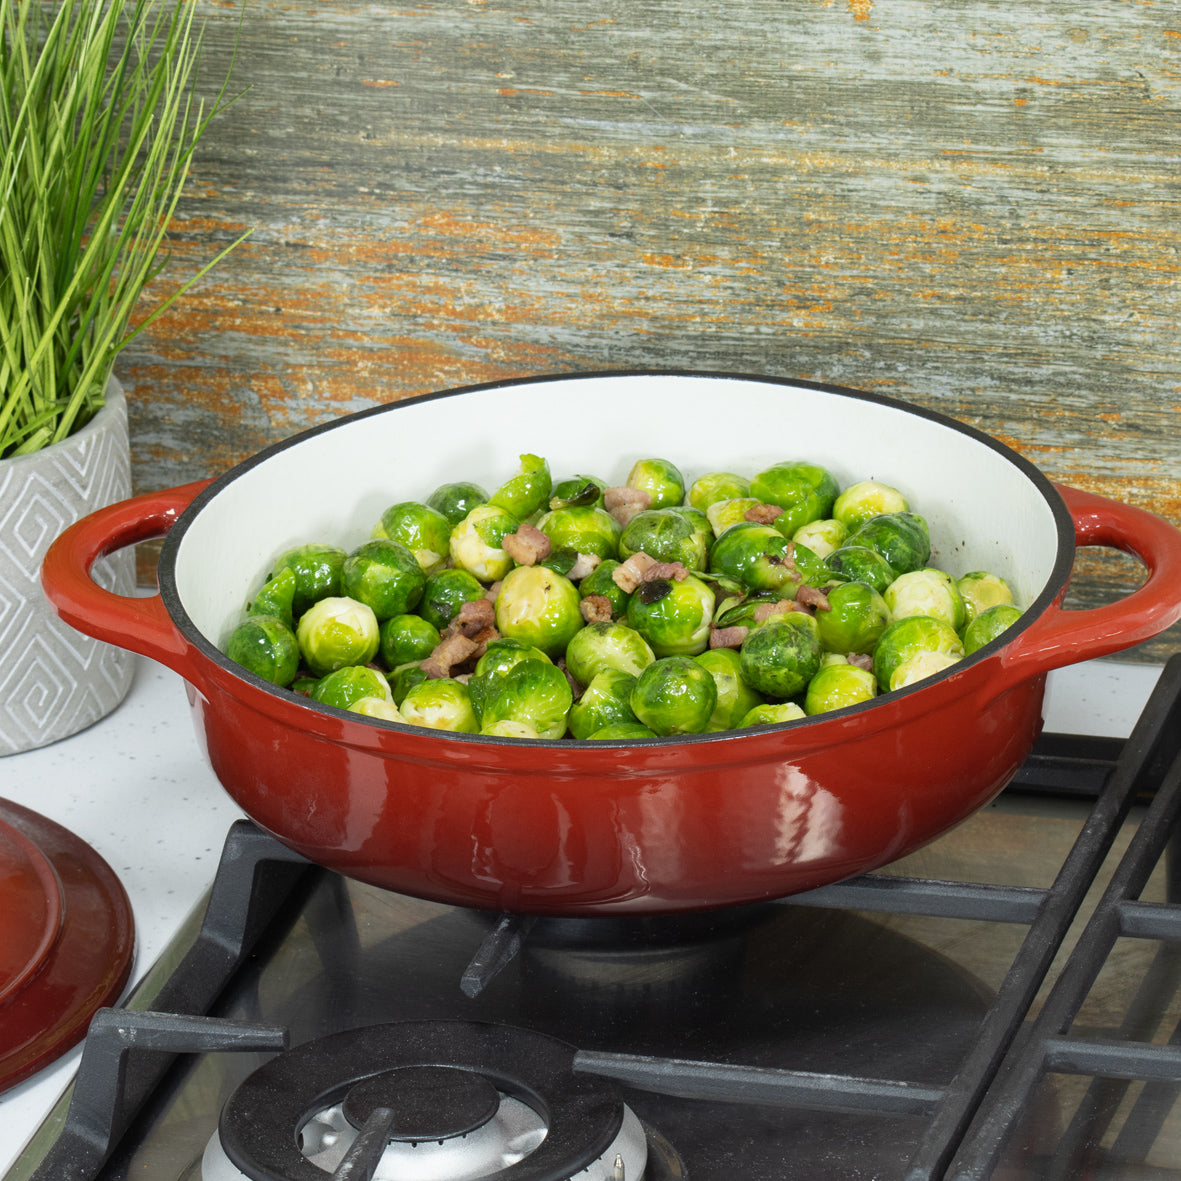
[{"left": 19, "top": 655, "right": 1181, "bottom": 1181}]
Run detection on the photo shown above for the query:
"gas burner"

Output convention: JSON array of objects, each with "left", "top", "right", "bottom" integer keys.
[{"left": 201, "top": 1020, "right": 654, "bottom": 1181}]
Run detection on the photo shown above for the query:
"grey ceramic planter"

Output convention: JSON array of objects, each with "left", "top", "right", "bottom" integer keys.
[{"left": 0, "top": 380, "right": 135, "bottom": 754}]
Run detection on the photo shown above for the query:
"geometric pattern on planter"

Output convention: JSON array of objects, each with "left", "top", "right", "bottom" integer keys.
[{"left": 0, "top": 384, "right": 135, "bottom": 755}]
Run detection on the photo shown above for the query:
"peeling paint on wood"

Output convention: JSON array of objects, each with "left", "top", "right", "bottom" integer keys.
[{"left": 122, "top": 0, "right": 1180, "bottom": 661}]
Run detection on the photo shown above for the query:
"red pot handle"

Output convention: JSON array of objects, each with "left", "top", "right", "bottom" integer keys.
[
  {"left": 997, "top": 483, "right": 1181, "bottom": 681},
  {"left": 40, "top": 480, "right": 213, "bottom": 685}
]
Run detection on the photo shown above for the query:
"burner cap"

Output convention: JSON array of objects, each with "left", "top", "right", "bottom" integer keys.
[{"left": 342, "top": 1065, "right": 500, "bottom": 1142}]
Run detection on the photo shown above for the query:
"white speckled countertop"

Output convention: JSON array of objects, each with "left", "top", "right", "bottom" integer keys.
[{"left": 0, "top": 654, "right": 1165, "bottom": 1174}]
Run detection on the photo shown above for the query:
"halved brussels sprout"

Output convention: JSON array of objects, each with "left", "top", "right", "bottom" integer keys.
[
  {"left": 481, "top": 719, "right": 542, "bottom": 739},
  {"left": 872, "top": 615, "right": 964, "bottom": 692},
  {"left": 341, "top": 539, "right": 426, "bottom": 621},
  {"left": 468, "top": 637, "right": 552, "bottom": 722},
  {"left": 536, "top": 504, "right": 621, "bottom": 560},
  {"left": 957, "top": 571, "right": 1016, "bottom": 626},
  {"left": 626, "top": 457, "right": 685, "bottom": 509},
  {"left": 565, "top": 620, "right": 656, "bottom": 684},
  {"left": 625, "top": 574, "right": 715, "bottom": 657},
  {"left": 226, "top": 615, "right": 300, "bottom": 686},
  {"left": 296, "top": 596, "right": 381, "bottom": 676},
  {"left": 694, "top": 647, "right": 765, "bottom": 732},
  {"left": 349, "top": 696, "right": 405, "bottom": 723},
  {"left": 845, "top": 512, "right": 930, "bottom": 577},
  {"left": 630, "top": 656, "right": 718, "bottom": 736},
  {"left": 832, "top": 480, "right": 909, "bottom": 531},
  {"left": 804, "top": 663, "right": 878, "bottom": 716},
  {"left": 478, "top": 659, "right": 573, "bottom": 740},
  {"left": 884, "top": 568, "right": 966, "bottom": 631},
  {"left": 891, "top": 650, "right": 962, "bottom": 689},
  {"left": 750, "top": 461, "right": 839, "bottom": 537},
  {"left": 688, "top": 471, "right": 752, "bottom": 513},
  {"left": 373, "top": 501, "right": 453, "bottom": 574},
  {"left": 399, "top": 678, "right": 480, "bottom": 733},
  {"left": 567, "top": 668, "right": 639, "bottom": 740},
  {"left": 619, "top": 508, "right": 709, "bottom": 569},
  {"left": 588, "top": 722, "right": 658, "bottom": 740},
  {"left": 962, "top": 603, "right": 1023, "bottom": 655},
  {"left": 792, "top": 518, "right": 847, "bottom": 560},
  {"left": 248, "top": 566, "right": 298, "bottom": 629},
  {"left": 489, "top": 453, "right": 552, "bottom": 520},
  {"left": 705, "top": 497, "right": 763, "bottom": 538},
  {"left": 740, "top": 701, "right": 806, "bottom": 727},
  {"left": 824, "top": 545, "right": 897, "bottom": 595},
  {"left": 427, "top": 480, "right": 488, "bottom": 527},
  {"left": 311, "top": 664, "right": 393, "bottom": 711},
  {"left": 378, "top": 613, "right": 441, "bottom": 669},
  {"left": 494, "top": 565, "right": 584, "bottom": 657},
  {"left": 449, "top": 504, "right": 520, "bottom": 583},
  {"left": 814, "top": 581, "right": 891, "bottom": 655},
  {"left": 418, "top": 568, "right": 487, "bottom": 631},
  {"left": 739, "top": 613, "right": 822, "bottom": 699},
  {"left": 270, "top": 543, "right": 347, "bottom": 618}
]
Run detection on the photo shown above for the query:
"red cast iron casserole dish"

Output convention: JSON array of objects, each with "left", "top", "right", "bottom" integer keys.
[{"left": 42, "top": 373, "right": 1181, "bottom": 916}]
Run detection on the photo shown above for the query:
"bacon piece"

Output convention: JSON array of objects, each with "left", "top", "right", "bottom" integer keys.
[
  {"left": 421, "top": 632, "right": 480, "bottom": 679},
  {"left": 796, "top": 585, "right": 831, "bottom": 612},
  {"left": 645, "top": 561, "right": 689, "bottom": 583},
  {"left": 847, "top": 652, "right": 874, "bottom": 672},
  {"left": 709, "top": 625, "right": 749, "bottom": 649},
  {"left": 744, "top": 503, "right": 784, "bottom": 525},
  {"left": 566, "top": 552, "right": 602, "bottom": 581},
  {"left": 752, "top": 599, "right": 798, "bottom": 624},
  {"left": 580, "top": 594, "right": 614, "bottom": 624},
  {"left": 502, "top": 522, "right": 551, "bottom": 566},
  {"left": 450, "top": 597, "right": 496, "bottom": 638},
  {"left": 612, "top": 551, "right": 658, "bottom": 593},
  {"left": 604, "top": 486, "right": 652, "bottom": 528}
]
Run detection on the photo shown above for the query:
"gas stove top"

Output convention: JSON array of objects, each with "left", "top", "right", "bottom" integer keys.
[{"left": 3, "top": 656, "right": 1181, "bottom": 1180}]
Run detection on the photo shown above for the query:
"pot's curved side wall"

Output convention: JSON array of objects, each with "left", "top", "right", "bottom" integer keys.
[{"left": 0, "top": 382, "right": 134, "bottom": 755}]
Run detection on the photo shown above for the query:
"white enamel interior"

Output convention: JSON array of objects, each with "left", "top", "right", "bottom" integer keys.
[{"left": 170, "top": 375, "right": 1064, "bottom": 650}]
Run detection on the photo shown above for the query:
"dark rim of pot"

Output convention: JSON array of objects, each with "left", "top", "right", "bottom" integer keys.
[{"left": 157, "top": 369, "right": 1076, "bottom": 747}]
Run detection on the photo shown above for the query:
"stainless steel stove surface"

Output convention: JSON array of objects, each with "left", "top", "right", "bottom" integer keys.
[{"left": 7, "top": 656, "right": 1181, "bottom": 1181}]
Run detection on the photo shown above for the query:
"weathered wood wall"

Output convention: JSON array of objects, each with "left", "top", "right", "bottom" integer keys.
[{"left": 123, "top": 0, "right": 1180, "bottom": 662}]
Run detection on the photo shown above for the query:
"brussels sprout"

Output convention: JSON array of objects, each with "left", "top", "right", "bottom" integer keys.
[
  {"left": 739, "top": 613, "right": 822, "bottom": 699},
  {"left": 427, "top": 480, "right": 488, "bottom": 527},
  {"left": 709, "top": 522, "right": 804, "bottom": 596},
  {"left": 270, "top": 543, "right": 347, "bottom": 618},
  {"left": 688, "top": 471, "right": 752, "bottom": 513},
  {"left": 824, "top": 545, "right": 897, "bottom": 595},
  {"left": 713, "top": 591, "right": 789, "bottom": 631},
  {"left": 832, "top": 480, "right": 909, "bottom": 531},
  {"left": 349, "top": 696, "right": 405, "bottom": 723},
  {"left": 494, "top": 565, "right": 584, "bottom": 657},
  {"left": 549, "top": 475, "right": 607, "bottom": 510},
  {"left": 567, "top": 668, "right": 639, "bottom": 739},
  {"left": 705, "top": 497, "right": 764, "bottom": 538},
  {"left": 226, "top": 615, "right": 300, "bottom": 687},
  {"left": 449, "top": 504, "right": 520, "bottom": 583},
  {"left": 399, "top": 678, "right": 480, "bottom": 733},
  {"left": 296, "top": 596, "right": 381, "bottom": 676},
  {"left": 845, "top": 512, "right": 930, "bottom": 576},
  {"left": 379, "top": 613, "right": 441, "bottom": 669},
  {"left": 311, "top": 664, "right": 393, "bottom": 711},
  {"left": 565, "top": 621, "right": 655, "bottom": 684},
  {"left": 630, "top": 656, "right": 718, "bottom": 736},
  {"left": 804, "top": 663, "right": 878, "bottom": 716},
  {"left": 388, "top": 662, "right": 428, "bottom": 706},
  {"left": 248, "top": 567, "right": 298, "bottom": 629},
  {"left": 740, "top": 701, "right": 807, "bottom": 727},
  {"left": 957, "top": 571, "right": 1016, "bottom": 626},
  {"left": 341, "top": 539, "right": 426, "bottom": 621},
  {"left": 891, "top": 650, "right": 962, "bottom": 690},
  {"left": 478, "top": 659, "right": 573, "bottom": 740},
  {"left": 963, "top": 603, "right": 1023, "bottom": 655},
  {"left": 626, "top": 457, "right": 685, "bottom": 509},
  {"left": 670, "top": 504, "right": 713, "bottom": 554},
  {"left": 578, "top": 560, "right": 631, "bottom": 619},
  {"left": 481, "top": 719, "right": 542, "bottom": 739},
  {"left": 814, "top": 581, "right": 891, "bottom": 655},
  {"left": 373, "top": 501, "right": 453, "bottom": 574},
  {"left": 418, "top": 568, "right": 487, "bottom": 631},
  {"left": 536, "top": 504, "right": 621, "bottom": 560},
  {"left": 489, "top": 453, "right": 552, "bottom": 520},
  {"left": 872, "top": 616, "right": 965, "bottom": 692},
  {"left": 884, "top": 568, "right": 966, "bottom": 631},
  {"left": 792, "top": 518, "right": 847, "bottom": 560},
  {"left": 694, "top": 647, "right": 765, "bottom": 732},
  {"left": 468, "top": 637, "right": 552, "bottom": 721},
  {"left": 625, "top": 573, "right": 715, "bottom": 657},
  {"left": 750, "top": 461, "right": 840, "bottom": 537},
  {"left": 619, "top": 508, "right": 709, "bottom": 570},
  {"left": 588, "top": 722, "right": 658, "bottom": 740}
]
